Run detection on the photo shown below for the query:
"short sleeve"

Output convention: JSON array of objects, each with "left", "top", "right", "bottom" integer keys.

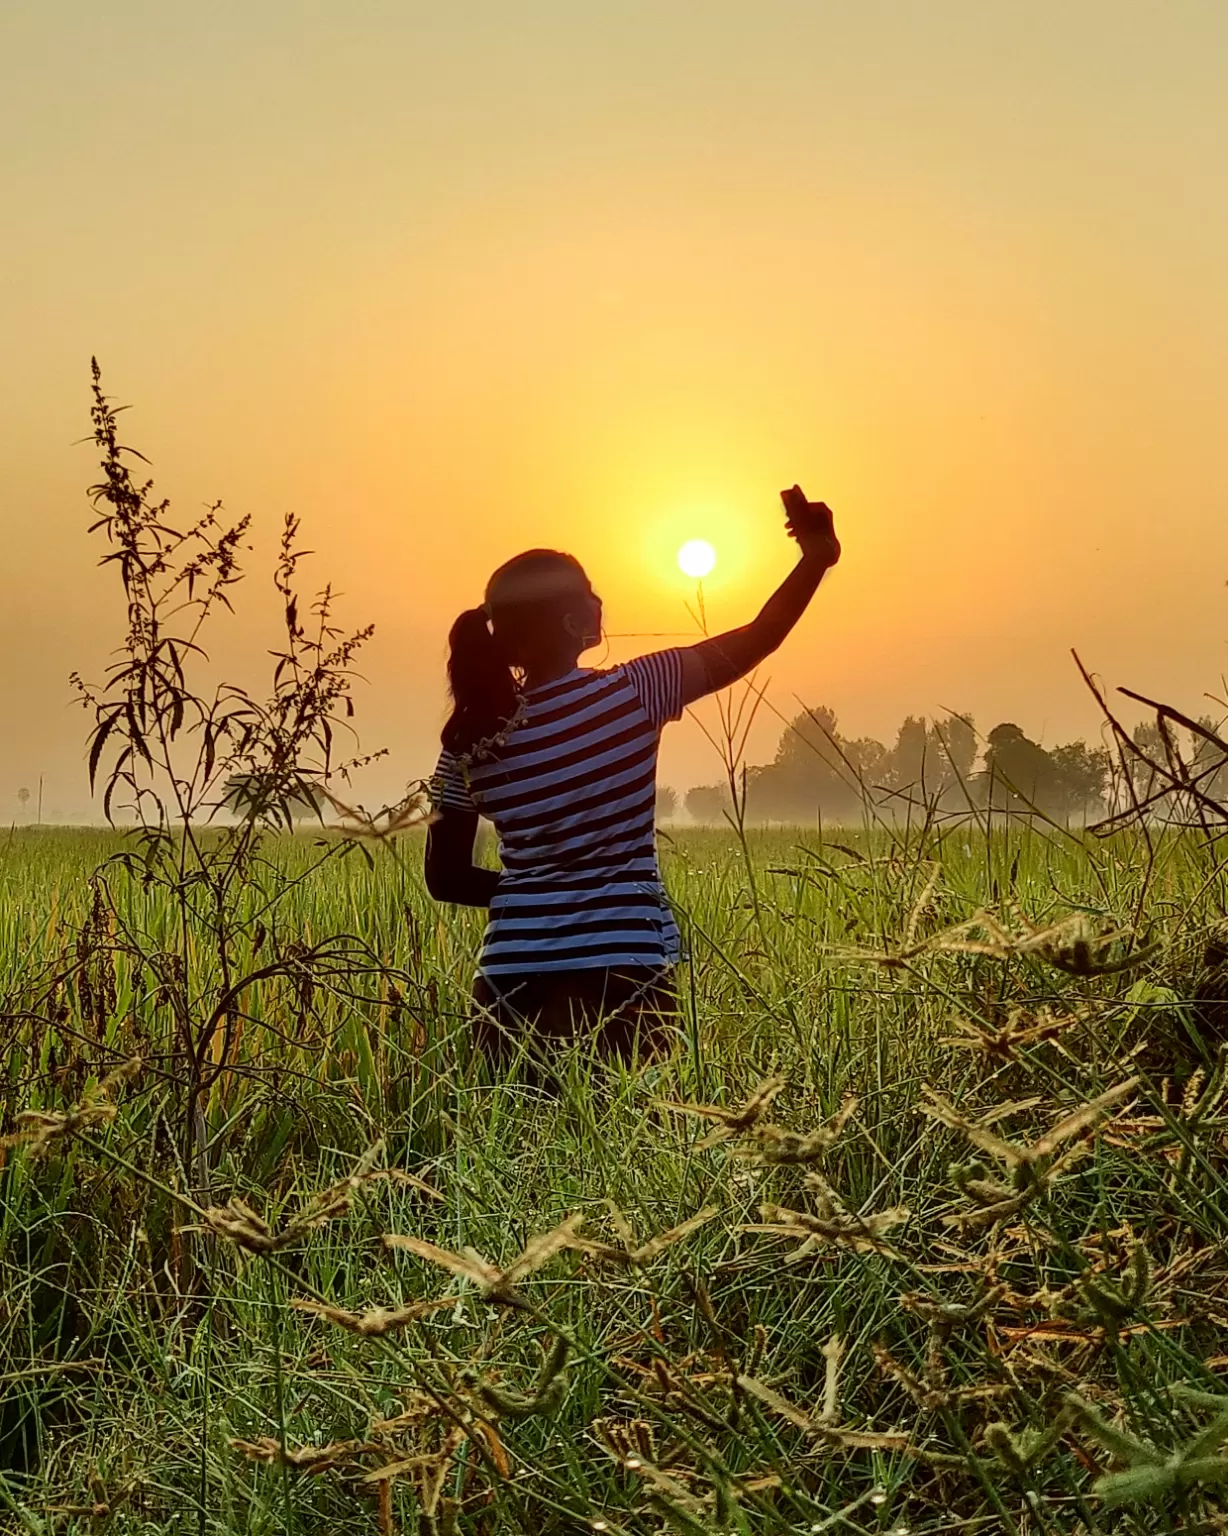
[
  {"left": 429, "top": 749, "right": 477, "bottom": 815},
  {"left": 621, "top": 648, "right": 685, "bottom": 728}
]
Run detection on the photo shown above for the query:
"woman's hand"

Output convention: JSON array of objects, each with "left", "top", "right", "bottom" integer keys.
[{"left": 782, "top": 485, "right": 841, "bottom": 569}]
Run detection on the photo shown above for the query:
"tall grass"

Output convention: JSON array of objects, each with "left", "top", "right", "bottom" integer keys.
[{"left": 3, "top": 820, "right": 1228, "bottom": 1534}]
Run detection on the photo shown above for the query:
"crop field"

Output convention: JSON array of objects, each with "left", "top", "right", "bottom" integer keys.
[{"left": 3, "top": 820, "right": 1228, "bottom": 1535}]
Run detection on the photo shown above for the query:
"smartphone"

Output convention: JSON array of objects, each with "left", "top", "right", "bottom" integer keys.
[{"left": 780, "top": 485, "right": 807, "bottom": 515}]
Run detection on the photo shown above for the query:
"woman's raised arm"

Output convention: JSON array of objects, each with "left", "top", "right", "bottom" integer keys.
[{"left": 678, "top": 488, "right": 841, "bottom": 706}]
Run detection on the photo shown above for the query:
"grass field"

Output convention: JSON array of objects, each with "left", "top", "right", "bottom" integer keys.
[{"left": 3, "top": 820, "right": 1228, "bottom": 1535}]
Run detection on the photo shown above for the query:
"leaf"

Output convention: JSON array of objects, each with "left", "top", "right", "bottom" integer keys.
[
  {"left": 87, "top": 710, "right": 120, "bottom": 790},
  {"left": 739, "top": 1099, "right": 858, "bottom": 1164},
  {"left": 569, "top": 1207, "right": 720, "bottom": 1268},
  {"left": 1093, "top": 1466, "right": 1174, "bottom": 1505},
  {"left": 738, "top": 1374, "right": 813, "bottom": 1432},
  {"left": 750, "top": 1201, "right": 909, "bottom": 1253}
]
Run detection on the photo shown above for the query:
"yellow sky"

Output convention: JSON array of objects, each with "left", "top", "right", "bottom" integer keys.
[{"left": 2, "top": 1, "right": 1227, "bottom": 816}]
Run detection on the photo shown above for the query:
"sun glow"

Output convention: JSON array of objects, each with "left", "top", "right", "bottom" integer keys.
[{"left": 677, "top": 539, "right": 717, "bottom": 579}]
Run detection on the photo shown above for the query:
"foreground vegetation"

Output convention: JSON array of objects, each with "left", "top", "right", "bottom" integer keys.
[
  {"left": 7, "top": 363, "right": 1225, "bottom": 1532},
  {"left": 4, "top": 820, "right": 1228, "bottom": 1535}
]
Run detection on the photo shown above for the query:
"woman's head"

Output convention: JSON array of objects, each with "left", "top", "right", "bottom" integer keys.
[
  {"left": 485, "top": 550, "right": 601, "bottom": 665},
  {"left": 441, "top": 550, "right": 602, "bottom": 755}
]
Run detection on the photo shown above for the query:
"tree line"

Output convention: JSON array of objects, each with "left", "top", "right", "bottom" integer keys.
[{"left": 668, "top": 707, "right": 1228, "bottom": 824}]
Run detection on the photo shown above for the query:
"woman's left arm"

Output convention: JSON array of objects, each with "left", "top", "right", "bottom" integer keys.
[{"left": 425, "top": 809, "right": 501, "bottom": 907}]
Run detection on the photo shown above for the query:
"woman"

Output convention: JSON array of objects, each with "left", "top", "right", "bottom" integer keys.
[{"left": 426, "top": 486, "right": 840, "bottom": 1070}]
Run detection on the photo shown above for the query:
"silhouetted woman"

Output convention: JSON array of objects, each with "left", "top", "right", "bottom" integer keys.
[{"left": 426, "top": 487, "right": 840, "bottom": 1070}]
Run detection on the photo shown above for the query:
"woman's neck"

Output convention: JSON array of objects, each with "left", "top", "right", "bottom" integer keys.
[{"left": 522, "top": 653, "right": 583, "bottom": 691}]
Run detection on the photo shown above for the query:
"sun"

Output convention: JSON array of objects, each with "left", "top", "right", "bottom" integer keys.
[{"left": 677, "top": 539, "right": 717, "bottom": 579}]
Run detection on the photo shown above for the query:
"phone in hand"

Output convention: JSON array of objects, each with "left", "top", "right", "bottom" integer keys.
[{"left": 780, "top": 484, "right": 807, "bottom": 515}]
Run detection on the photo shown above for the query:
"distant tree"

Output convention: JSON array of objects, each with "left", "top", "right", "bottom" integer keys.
[
  {"left": 16, "top": 786, "right": 30, "bottom": 813},
  {"left": 655, "top": 785, "right": 679, "bottom": 821},
  {"left": 1129, "top": 720, "right": 1167, "bottom": 799},
  {"left": 681, "top": 709, "right": 1113, "bottom": 825},
  {"left": 976, "top": 726, "right": 1107, "bottom": 818},
  {"left": 1124, "top": 714, "right": 1228, "bottom": 820},
  {"left": 936, "top": 714, "right": 978, "bottom": 784},
  {"left": 883, "top": 714, "right": 977, "bottom": 809},
  {"left": 766, "top": 704, "right": 843, "bottom": 794},
  {"left": 1192, "top": 715, "right": 1228, "bottom": 805},
  {"left": 979, "top": 723, "right": 1058, "bottom": 812},
  {"left": 685, "top": 784, "right": 728, "bottom": 823},
  {"left": 1048, "top": 741, "right": 1111, "bottom": 818},
  {"left": 747, "top": 704, "right": 879, "bottom": 821},
  {"left": 774, "top": 705, "right": 840, "bottom": 770},
  {"left": 886, "top": 716, "right": 932, "bottom": 796},
  {"left": 844, "top": 736, "right": 889, "bottom": 784},
  {"left": 220, "top": 771, "right": 326, "bottom": 827}
]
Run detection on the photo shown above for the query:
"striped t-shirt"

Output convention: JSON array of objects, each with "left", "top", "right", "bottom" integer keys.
[{"left": 430, "top": 649, "right": 686, "bottom": 978}]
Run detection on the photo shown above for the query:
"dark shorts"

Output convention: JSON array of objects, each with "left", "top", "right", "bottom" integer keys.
[{"left": 470, "top": 966, "right": 677, "bottom": 1070}]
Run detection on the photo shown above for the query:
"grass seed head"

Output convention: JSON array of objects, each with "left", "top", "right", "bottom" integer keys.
[
  {"left": 228, "top": 1436, "right": 377, "bottom": 1475},
  {"left": 290, "top": 1295, "right": 452, "bottom": 1335},
  {"left": 2, "top": 1057, "right": 141, "bottom": 1156},
  {"left": 384, "top": 1215, "right": 584, "bottom": 1306}
]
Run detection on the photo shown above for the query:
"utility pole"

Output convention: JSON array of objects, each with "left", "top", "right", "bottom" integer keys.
[{"left": 37, "top": 775, "right": 43, "bottom": 825}]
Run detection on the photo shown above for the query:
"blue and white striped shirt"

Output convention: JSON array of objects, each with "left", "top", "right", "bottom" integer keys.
[{"left": 430, "top": 649, "right": 685, "bottom": 977}]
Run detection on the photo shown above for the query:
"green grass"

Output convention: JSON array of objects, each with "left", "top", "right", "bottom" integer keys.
[{"left": 3, "top": 821, "right": 1228, "bottom": 1534}]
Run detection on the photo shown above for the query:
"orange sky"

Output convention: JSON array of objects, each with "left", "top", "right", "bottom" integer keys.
[{"left": 2, "top": 1, "right": 1227, "bottom": 818}]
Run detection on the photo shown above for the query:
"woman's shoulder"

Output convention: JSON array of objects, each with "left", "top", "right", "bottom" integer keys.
[{"left": 602, "top": 649, "right": 687, "bottom": 728}]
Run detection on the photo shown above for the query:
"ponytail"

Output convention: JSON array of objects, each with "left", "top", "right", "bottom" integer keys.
[{"left": 441, "top": 607, "right": 521, "bottom": 757}]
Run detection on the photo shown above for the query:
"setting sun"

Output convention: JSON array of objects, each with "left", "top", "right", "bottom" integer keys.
[{"left": 677, "top": 539, "right": 717, "bottom": 579}]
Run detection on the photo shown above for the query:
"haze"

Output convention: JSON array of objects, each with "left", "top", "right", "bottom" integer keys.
[{"left": 2, "top": 1, "right": 1226, "bottom": 818}]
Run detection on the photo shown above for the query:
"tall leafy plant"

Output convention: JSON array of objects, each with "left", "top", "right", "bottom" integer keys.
[{"left": 71, "top": 361, "right": 416, "bottom": 1196}]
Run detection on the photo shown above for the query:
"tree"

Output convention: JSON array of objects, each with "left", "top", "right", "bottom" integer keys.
[
  {"left": 977, "top": 726, "right": 1108, "bottom": 818},
  {"left": 1048, "top": 741, "right": 1111, "bottom": 818},
  {"left": 844, "top": 736, "right": 889, "bottom": 783},
  {"left": 980, "top": 723, "right": 1058, "bottom": 812},
  {"left": 220, "top": 772, "right": 326, "bottom": 827},
  {"left": 16, "top": 786, "right": 30, "bottom": 814},
  {"left": 1129, "top": 720, "right": 1167, "bottom": 799},
  {"left": 936, "top": 714, "right": 978, "bottom": 784},
  {"left": 655, "top": 785, "right": 679, "bottom": 821},
  {"left": 886, "top": 716, "right": 932, "bottom": 795},
  {"left": 685, "top": 784, "right": 727, "bottom": 823},
  {"left": 747, "top": 704, "right": 880, "bottom": 821},
  {"left": 773, "top": 705, "right": 841, "bottom": 774},
  {"left": 1192, "top": 715, "right": 1228, "bottom": 806},
  {"left": 880, "top": 714, "right": 978, "bottom": 811}
]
